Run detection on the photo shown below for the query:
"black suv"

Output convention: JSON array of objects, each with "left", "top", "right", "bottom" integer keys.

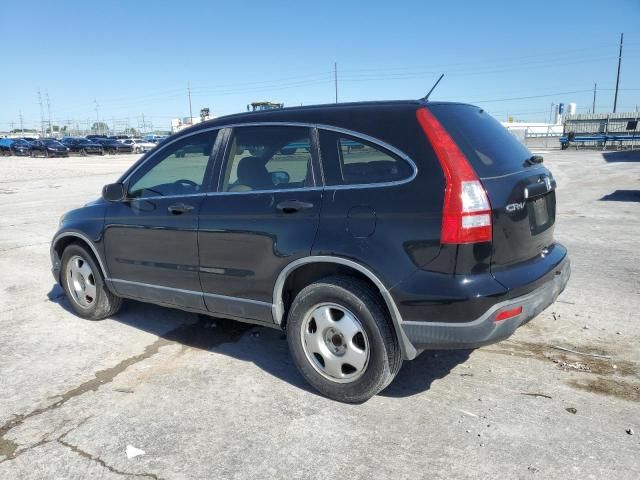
[
  {"left": 51, "top": 101, "right": 570, "bottom": 402},
  {"left": 90, "top": 138, "right": 134, "bottom": 154},
  {"left": 30, "top": 139, "right": 70, "bottom": 157},
  {"left": 60, "top": 137, "right": 104, "bottom": 156}
]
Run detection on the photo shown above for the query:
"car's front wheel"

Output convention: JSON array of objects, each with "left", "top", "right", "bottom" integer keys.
[
  {"left": 287, "top": 275, "right": 402, "bottom": 403},
  {"left": 60, "top": 243, "right": 123, "bottom": 320}
]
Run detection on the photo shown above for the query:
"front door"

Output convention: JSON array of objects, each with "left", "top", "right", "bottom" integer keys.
[
  {"left": 104, "top": 130, "right": 219, "bottom": 310},
  {"left": 198, "top": 125, "right": 322, "bottom": 323}
]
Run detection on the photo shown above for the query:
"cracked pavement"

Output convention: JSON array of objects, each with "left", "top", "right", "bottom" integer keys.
[{"left": 0, "top": 148, "right": 639, "bottom": 479}]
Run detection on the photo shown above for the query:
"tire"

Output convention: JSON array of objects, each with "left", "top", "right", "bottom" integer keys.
[
  {"left": 60, "top": 243, "right": 123, "bottom": 320},
  {"left": 44, "top": 150, "right": 49, "bottom": 158},
  {"left": 286, "top": 275, "right": 402, "bottom": 403}
]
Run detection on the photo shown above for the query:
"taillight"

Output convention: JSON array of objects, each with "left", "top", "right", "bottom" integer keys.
[{"left": 416, "top": 107, "right": 492, "bottom": 244}]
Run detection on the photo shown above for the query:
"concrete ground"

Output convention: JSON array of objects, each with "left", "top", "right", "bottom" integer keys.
[{"left": 0, "top": 148, "right": 638, "bottom": 479}]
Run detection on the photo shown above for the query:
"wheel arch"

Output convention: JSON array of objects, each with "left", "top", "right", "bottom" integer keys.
[
  {"left": 272, "top": 256, "right": 417, "bottom": 360},
  {"left": 51, "top": 231, "right": 109, "bottom": 282}
]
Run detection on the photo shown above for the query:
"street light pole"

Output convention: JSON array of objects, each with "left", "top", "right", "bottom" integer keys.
[
  {"left": 334, "top": 62, "right": 338, "bottom": 104},
  {"left": 188, "top": 82, "right": 193, "bottom": 123},
  {"left": 613, "top": 33, "right": 623, "bottom": 113}
]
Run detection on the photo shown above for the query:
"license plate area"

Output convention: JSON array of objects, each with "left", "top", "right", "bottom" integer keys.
[{"left": 528, "top": 195, "right": 553, "bottom": 234}]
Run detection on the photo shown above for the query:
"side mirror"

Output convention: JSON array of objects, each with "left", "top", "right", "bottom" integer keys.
[
  {"left": 271, "top": 171, "right": 290, "bottom": 186},
  {"left": 102, "top": 182, "right": 126, "bottom": 202}
]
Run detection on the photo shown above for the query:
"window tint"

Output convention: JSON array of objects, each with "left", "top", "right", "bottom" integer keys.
[
  {"left": 128, "top": 131, "right": 216, "bottom": 198},
  {"left": 221, "top": 126, "right": 313, "bottom": 192},
  {"left": 319, "top": 131, "right": 413, "bottom": 186},
  {"left": 427, "top": 104, "right": 532, "bottom": 178}
]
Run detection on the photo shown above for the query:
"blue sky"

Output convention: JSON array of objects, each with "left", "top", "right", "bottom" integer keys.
[{"left": 1, "top": 0, "right": 639, "bottom": 131}]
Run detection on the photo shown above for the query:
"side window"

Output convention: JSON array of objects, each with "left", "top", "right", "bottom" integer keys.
[
  {"left": 319, "top": 131, "right": 413, "bottom": 186},
  {"left": 128, "top": 131, "right": 217, "bottom": 198},
  {"left": 221, "top": 126, "right": 313, "bottom": 192}
]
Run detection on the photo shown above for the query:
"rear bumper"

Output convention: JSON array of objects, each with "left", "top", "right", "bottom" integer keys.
[{"left": 400, "top": 256, "right": 570, "bottom": 351}]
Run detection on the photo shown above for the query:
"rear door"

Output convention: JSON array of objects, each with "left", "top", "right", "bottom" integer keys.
[
  {"left": 428, "top": 104, "right": 556, "bottom": 269},
  {"left": 198, "top": 125, "right": 322, "bottom": 323}
]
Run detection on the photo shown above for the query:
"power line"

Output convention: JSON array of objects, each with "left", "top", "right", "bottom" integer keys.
[
  {"left": 339, "top": 40, "right": 635, "bottom": 74},
  {"left": 469, "top": 89, "right": 593, "bottom": 104}
]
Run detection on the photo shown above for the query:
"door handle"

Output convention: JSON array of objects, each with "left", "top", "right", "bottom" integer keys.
[
  {"left": 276, "top": 200, "right": 314, "bottom": 214},
  {"left": 168, "top": 203, "right": 194, "bottom": 215}
]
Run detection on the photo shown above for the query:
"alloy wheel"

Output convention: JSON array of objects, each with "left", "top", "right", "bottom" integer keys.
[
  {"left": 65, "top": 255, "right": 97, "bottom": 309},
  {"left": 300, "top": 303, "right": 370, "bottom": 383}
]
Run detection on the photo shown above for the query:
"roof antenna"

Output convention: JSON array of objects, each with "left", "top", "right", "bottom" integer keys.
[{"left": 422, "top": 73, "right": 445, "bottom": 101}]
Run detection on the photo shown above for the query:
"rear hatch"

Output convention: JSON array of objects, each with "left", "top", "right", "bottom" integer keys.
[{"left": 428, "top": 104, "right": 556, "bottom": 269}]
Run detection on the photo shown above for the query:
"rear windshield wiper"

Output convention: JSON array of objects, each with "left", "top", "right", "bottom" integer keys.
[{"left": 524, "top": 155, "right": 544, "bottom": 167}]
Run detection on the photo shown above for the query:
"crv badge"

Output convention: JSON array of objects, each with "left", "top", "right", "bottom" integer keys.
[{"left": 506, "top": 202, "right": 525, "bottom": 213}]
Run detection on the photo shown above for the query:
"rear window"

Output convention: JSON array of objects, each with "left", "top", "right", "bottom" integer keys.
[
  {"left": 319, "top": 131, "right": 413, "bottom": 186},
  {"left": 428, "top": 104, "right": 532, "bottom": 178}
]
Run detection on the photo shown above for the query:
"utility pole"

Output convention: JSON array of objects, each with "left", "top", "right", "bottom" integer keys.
[
  {"left": 37, "top": 89, "right": 45, "bottom": 137},
  {"left": 94, "top": 99, "right": 100, "bottom": 134},
  {"left": 613, "top": 32, "right": 623, "bottom": 113},
  {"left": 45, "top": 90, "right": 53, "bottom": 136},
  {"left": 19, "top": 110, "right": 24, "bottom": 132},
  {"left": 592, "top": 83, "right": 597, "bottom": 113},
  {"left": 549, "top": 102, "right": 555, "bottom": 124},
  {"left": 187, "top": 82, "right": 193, "bottom": 123},
  {"left": 334, "top": 62, "right": 338, "bottom": 103}
]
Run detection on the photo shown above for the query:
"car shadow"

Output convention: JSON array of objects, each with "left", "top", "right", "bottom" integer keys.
[
  {"left": 380, "top": 349, "right": 472, "bottom": 398},
  {"left": 601, "top": 150, "right": 640, "bottom": 163},
  {"left": 48, "top": 284, "right": 472, "bottom": 400},
  {"left": 599, "top": 190, "right": 640, "bottom": 202}
]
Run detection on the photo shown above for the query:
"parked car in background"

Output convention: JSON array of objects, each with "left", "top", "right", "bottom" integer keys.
[
  {"left": 51, "top": 100, "right": 570, "bottom": 402},
  {"left": 0, "top": 138, "right": 31, "bottom": 156},
  {"left": 0, "top": 138, "right": 18, "bottom": 156},
  {"left": 121, "top": 138, "right": 156, "bottom": 153},
  {"left": 60, "top": 137, "right": 104, "bottom": 156},
  {"left": 144, "top": 135, "right": 169, "bottom": 144},
  {"left": 90, "top": 138, "right": 133, "bottom": 154},
  {"left": 11, "top": 139, "right": 33, "bottom": 156},
  {"left": 29, "top": 139, "right": 70, "bottom": 157}
]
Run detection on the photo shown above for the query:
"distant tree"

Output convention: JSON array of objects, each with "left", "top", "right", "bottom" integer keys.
[
  {"left": 91, "top": 122, "right": 110, "bottom": 135},
  {"left": 124, "top": 127, "right": 139, "bottom": 136}
]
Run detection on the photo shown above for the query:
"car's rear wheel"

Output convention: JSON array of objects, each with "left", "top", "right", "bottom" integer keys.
[
  {"left": 286, "top": 275, "right": 402, "bottom": 403},
  {"left": 60, "top": 244, "right": 122, "bottom": 320}
]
